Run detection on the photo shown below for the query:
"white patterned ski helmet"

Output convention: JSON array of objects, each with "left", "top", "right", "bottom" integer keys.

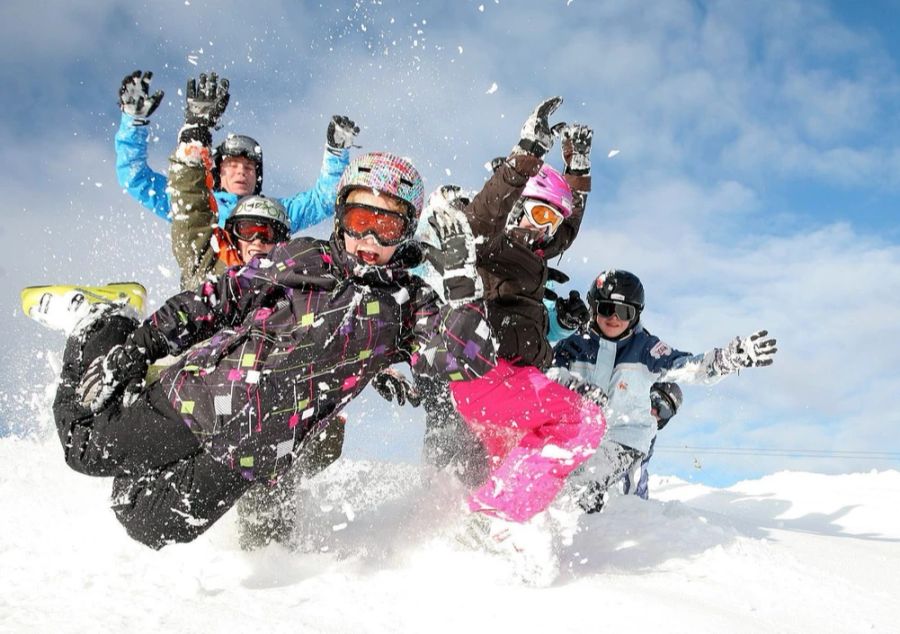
[{"left": 336, "top": 152, "right": 424, "bottom": 243}]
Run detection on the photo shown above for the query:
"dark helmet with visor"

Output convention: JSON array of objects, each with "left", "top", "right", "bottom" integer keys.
[
  {"left": 586, "top": 269, "right": 645, "bottom": 327},
  {"left": 650, "top": 381, "right": 683, "bottom": 430}
]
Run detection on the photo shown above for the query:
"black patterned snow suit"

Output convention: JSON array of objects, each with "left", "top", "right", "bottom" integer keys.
[{"left": 53, "top": 236, "right": 496, "bottom": 549}]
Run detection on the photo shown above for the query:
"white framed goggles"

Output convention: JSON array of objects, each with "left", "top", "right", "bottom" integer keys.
[{"left": 522, "top": 198, "right": 565, "bottom": 236}]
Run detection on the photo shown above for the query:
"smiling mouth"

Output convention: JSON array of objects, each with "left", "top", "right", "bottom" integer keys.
[{"left": 356, "top": 249, "right": 380, "bottom": 265}]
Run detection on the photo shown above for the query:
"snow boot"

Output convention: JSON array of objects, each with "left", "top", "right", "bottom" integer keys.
[{"left": 457, "top": 510, "right": 561, "bottom": 586}]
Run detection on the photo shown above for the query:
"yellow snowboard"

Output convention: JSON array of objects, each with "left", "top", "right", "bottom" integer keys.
[{"left": 21, "top": 282, "right": 147, "bottom": 320}]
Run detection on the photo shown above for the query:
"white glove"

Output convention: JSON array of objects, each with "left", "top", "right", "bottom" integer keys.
[{"left": 717, "top": 329, "right": 778, "bottom": 373}]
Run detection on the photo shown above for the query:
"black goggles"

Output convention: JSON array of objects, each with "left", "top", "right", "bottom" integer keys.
[
  {"left": 650, "top": 390, "right": 676, "bottom": 422},
  {"left": 595, "top": 301, "right": 637, "bottom": 322}
]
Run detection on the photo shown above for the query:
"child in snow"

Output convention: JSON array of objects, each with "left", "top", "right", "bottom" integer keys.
[
  {"left": 36, "top": 149, "right": 496, "bottom": 550},
  {"left": 115, "top": 69, "right": 354, "bottom": 232},
  {"left": 377, "top": 97, "right": 605, "bottom": 542},
  {"left": 551, "top": 269, "right": 777, "bottom": 512},
  {"left": 165, "top": 75, "right": 360, "bottom": 549},
  {"left": 621, "top": 381, "right": 683, "bottom": 499}
]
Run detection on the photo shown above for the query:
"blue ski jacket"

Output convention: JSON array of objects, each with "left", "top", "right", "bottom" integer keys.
[
  {"left": 114, "top": 113, "right": 348, "bottom": 232},
  {"left": 552, "top": 323, "right": 729, "bottom": 455}
]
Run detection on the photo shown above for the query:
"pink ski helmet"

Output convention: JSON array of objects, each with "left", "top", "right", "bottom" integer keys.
[{"left": 521, "top": 164, "right": 573, "bottom": 218}]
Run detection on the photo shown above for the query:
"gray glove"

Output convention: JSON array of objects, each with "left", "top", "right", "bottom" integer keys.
[
  {"left": 561, "top": 123, "right": 593, "bottom": 175},
  {"left": 372, "top": 369, "right": 421, "bottom": 407},
  {"left": 77, "top": 343, "right": 149, "bottom": 412},
  {"left": 184, "top": 72, "right": 230, "bottom": 128},
  {"left": 716, "top": 329, "right": 778, "bottom": 374},
  {"left": 568, "top": 377, "right": 608, "bottom": 408},
  {"left": 422, "top": 200, "right": 482, "bottom": 307},
  {"left": 119, "top": 70, "right": 164, "bottom": 125},
  {"left": 545, "top": 367, "right": 609, "bottom": 407},
  {"left": 326, "top": 115, "right": 360, "bottom": 155},
  {"left": 514, "top": 96, "right": 564, "bottom": 158}
]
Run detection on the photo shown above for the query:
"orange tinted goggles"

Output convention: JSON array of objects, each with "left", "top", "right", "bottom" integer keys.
[
  {"left": 340, "top": 203, "right": 409, "bottom": 246},
  {"left": 232, "top": 219, "right": 283, "bottom": 244},
  {"left": 522, "top": 198, "right": 564, "bottom": 235}
]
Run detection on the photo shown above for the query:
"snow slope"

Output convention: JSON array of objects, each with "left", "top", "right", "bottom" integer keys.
[{"left": 2, "top": 433, "right": 898, "bottom": 634}]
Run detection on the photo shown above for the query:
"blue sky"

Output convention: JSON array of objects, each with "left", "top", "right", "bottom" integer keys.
[{"left": 1, "top": 0, "right": 899, "bottom": 486}]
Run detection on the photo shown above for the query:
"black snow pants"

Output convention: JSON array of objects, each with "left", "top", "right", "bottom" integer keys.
[{"left": 52, "top": 314, "right": 252, "bottom": 549}]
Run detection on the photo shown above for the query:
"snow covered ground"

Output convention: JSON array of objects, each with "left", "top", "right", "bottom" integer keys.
[{"left": 2, "top": 432, "right": 898, "bottom": 633}]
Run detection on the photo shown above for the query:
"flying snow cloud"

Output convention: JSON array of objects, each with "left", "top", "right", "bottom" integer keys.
[{"left": 1, "top": 0, "right": 898, "bottom": 484}]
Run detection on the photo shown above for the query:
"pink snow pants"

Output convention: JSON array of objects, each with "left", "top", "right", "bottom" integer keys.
[{"left": 449, "top": 359, "right": 606, "bottom": 523}]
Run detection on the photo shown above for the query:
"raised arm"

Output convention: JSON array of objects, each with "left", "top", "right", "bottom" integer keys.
[
  {"left": 114, "top": 70, "right": 171, "bottom": 221},
  {"left": 168, "top": 72, "right": 235, "bottom": 291},
  {"left": 464, "top": 97, "right": 564, "bottom": 239},
  {"left": 279, "top": 115, "right": 357, "bottom": 233},
  {"left": 543, "top": 123, "right": 593, "bottom": 259}
]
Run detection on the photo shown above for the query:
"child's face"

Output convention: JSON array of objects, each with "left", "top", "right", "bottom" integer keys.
[
  {"left": 517, "top": 214, "right": 551, "bottom": 240},
  {"left": 342, "top": 189, "right": 404, "bottom": 266},
  {"left": 237, "top": 237, "right": 274, "bottom": 263},
  {"left": 595, "top": 312, "right": 631, "bottom": 339}
]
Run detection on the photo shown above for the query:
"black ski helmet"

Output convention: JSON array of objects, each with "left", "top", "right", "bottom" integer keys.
[
  {"left": 586, "top": 269, "right": 645, "bottom": 315},
  {"left": 650, "top": 381, "right": 683, "bottom": 430},
  {"left": 213, "top": 133, "right": 263, "bottom": 194}
]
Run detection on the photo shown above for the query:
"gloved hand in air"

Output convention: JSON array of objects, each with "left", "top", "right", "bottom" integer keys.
[
  {"left": 179, "top": 72, "right": 230, "bottom": 145},
  {"left": 716, "top": 329, "right": 778, "bottom": 373},
  {"left": 514, "top": 96, "right": 564, "bottom": 158},
  {"left": 561, "top": 123, "right": 593, "bottom": 176},
  {"left": 118, "top": 70, "right": 164, "bottom": 126},
  {"left": 326, "top": 115, "right": 360, "bottom": 155}
]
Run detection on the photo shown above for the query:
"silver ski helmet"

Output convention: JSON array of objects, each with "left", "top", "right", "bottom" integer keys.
[
  {"left": 213, "top": 133, "right": 263, "bottom": 194},
  {"left": 225, "top": 195, "right": 290, "bottom": 243},
  {"left": 335, "top": 152, "right": 424, "bottom": 244}
]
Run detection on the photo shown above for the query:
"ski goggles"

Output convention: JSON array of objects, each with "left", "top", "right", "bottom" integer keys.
[
  {"left": 650, "top": 389, "right": 677, "bottom": 422},
  {"left": 339, "top": 203, "right": 409, "bottom": 246},
  {"left": 522, "top": 198, "right": 564, "bottom": 236},
  {"left": 595, "top": 301, "right": 637, "bottom": 322},
  {"left": 231, "top": 219, "right": 283, "bottom": 244}
]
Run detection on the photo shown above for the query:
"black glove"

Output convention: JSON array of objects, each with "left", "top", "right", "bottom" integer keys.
[
  {"left": 561, "top": 123, "right": 593, "bottom": 175},
  {"left": 372, "top": 369, "right": 421, "bottom": 407},
  {"left": 423, "top": 202, "right": 482, "bottom": 306},
  {"left": 184, "top": 72, "right": 230, "bottom": 128},
  {"left": 76, "top": 343, "right": 150, "bottom": 412},
  {"left": 556, "top": 290, "right": 590, "bottom": 331},
  {"left": 515, "top": 96, "right": 564, "bottom": 158},
  {"left": 546, "top": 267, "right": 570, "bottom": 285},
  {"left": 119, "top": 70, "right": 164, "bottom": 125},
  {"left": 326, "top": 115, "right": 360, "bottom": 155}
]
